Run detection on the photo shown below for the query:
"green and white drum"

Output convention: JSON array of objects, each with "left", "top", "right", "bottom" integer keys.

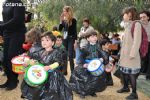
[{"left": 24, "top": 64, "right": 48, "bottom": 87}]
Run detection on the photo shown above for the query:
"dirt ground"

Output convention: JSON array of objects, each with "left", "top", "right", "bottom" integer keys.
[{"left": 0, "top": 69, "right": 150, "bottom": 100}]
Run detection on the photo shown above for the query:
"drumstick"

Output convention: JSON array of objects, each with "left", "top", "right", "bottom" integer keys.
[
  {"left": 22, "top": 55, "right": 25, "bottom": 63},
  {"left": 50, "top": 62, "right": 59, "bottom": 69}
]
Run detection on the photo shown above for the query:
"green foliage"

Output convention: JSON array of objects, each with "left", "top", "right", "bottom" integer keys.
[{"left": 27, "top": 0, "right": 150, "bottom": 33}]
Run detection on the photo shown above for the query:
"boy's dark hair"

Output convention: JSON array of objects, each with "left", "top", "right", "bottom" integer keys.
[
  {"left": 100, "top": 39, "right": 111, "bottom": 47},
  {"left": 86, "top": 30, "right": 97, "bottom": 38},
  {"left": 114, "top": 34, "right": 119, "bottom": 37},
  {"left": 83, "top": 18, "right": 90, "bottom": 24},
  {"left": 139, "top": 10, "right": 150, "bottom": 21},
  {"left": 52, "top": 26, "right": 58, "bottom": 31},
  {"left": 41, "top": 31, "right": 56, "bottom": 42},
  {"left": 56, "top": 35, "right": 63, "bottom": 40}
]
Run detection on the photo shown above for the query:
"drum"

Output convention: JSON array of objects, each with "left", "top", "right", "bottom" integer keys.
[
  {"left": 11, "top": 56, "right": 30, "bottom": 74},
  {"left": 87, "top": 59, "right": 104, "bottom": 76},
  {"left": 24, "top": 64, "right": 48, "bottom": 87}
]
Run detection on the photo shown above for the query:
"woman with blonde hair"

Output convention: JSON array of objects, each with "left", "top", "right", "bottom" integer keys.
[
  {"left": 59, "top": 6, "right": 77, "bottom": 75},
  {"left": 117, "top": 7, "right": 141, "bottom": 100}
]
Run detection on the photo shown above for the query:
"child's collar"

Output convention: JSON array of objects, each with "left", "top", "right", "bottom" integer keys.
[
  {"left": 89, "top": 42, "right": 96, "bottom": 45},
  {"left": 54, "top": 44, "right": 62, "bottom": 48}
]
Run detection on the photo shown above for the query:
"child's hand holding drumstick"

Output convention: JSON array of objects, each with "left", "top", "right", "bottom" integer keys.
[{"left": 44, "top": 62, "right": 59, "bottom": 71}]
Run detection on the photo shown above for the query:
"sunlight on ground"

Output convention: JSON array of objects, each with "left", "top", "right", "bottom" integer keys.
[{"left": 0, "top": 64, "right": 150, "bottom": 100}]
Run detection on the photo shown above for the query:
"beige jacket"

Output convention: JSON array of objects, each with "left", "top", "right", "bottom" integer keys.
[
  {"left": 119, "top": 21, "right": 142, "bottom": 69},
  {"left": 78, "top": 26, "right": 94, "bottom": 48}
]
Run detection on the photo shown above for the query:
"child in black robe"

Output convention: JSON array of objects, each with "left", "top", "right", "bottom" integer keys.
[
  {"left": 54, "top": 35, "right": 67, "bottom": 75},
  {"left": 100, "top": 39, "right": 114, "bottom": 86},
  {"left": 21, "top": 31, "right": 73, "bottom": 100},
  {"left": 69, "top": 31, "right": 109, "bottom": 98},
  {"left": 21, "top": 28, "right": 42, "bottom": 99}
]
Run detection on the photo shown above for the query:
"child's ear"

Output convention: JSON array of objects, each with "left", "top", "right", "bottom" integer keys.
[
  {"left": 87, "top": 37, "right": 89, "bottom": 41},
  {"left": 52, "top": 41, "right": 55, "bottom": 46}
]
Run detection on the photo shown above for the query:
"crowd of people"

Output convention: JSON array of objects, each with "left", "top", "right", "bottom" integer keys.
[{"left": 0, "top": 0, "right": 150, "bottom": 100}]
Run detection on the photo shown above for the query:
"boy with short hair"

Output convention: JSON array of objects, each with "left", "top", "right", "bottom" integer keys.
[
  {"left": 70, "top": 30, "right": 109, "bottom": 98},
  {"left": 54, "top": 35, "right": 67, "bottom": 75}
]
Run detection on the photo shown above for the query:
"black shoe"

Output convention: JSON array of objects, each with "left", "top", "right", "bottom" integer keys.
[
  {"left": 21, "top": 94, "right": 26, "bottom": 99},
  {"left": 0, "top": 81, "right": 8, "bottom": 88},
  {"left": 107, "top": 82, "right": 113, "bottom": 86},
  {"left": 117, "top": 88, "right": 130, "bottom": 93},
  {"left": 126, "top": 93, "right": 138, "bottom": 100},
  {"left": 90, "top": 93, "right": 97, "bottom": 97},
  {"left": 5, "top": 84, "right": 17, "bottom": 91}
]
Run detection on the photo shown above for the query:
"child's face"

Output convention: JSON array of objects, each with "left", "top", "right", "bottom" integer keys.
[
  {"left": 83, "top": 22, "right": 89, "bottom": 28},
  {"left": 63, "top": 9, "right": 68, "bottom": 17},
  {"left": 123, "top": 13, "right": 131, "bottom": 22},
  {"left": 102, "top": 43, "right": 110, "bottom": 50},
  {"left": 140, "top": 13, "right": 149, "bottom": 24},
  {"left": 55, "top": 38, "right": 63, "bottom": 47},
  {"left": 41, "top": 36, "right": 54, "bottom": 49},
  {"left": 87, "top": 35, "right": 97, "bottom": 44}
]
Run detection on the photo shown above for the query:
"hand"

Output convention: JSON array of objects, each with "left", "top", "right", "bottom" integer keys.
[
  {"left": 83, "top": 64, "right": 88, "bottom": 68},
  {"left": 74, "top": 40, "right": 78, "bottom": 50},
  {"left": 109, "top": 56, "right": 114, "bottom": 63},
  {"left": 99, "top": 58, "right": 104, "bottom": 62},
  {"left": 79, "top": 32, "right": 86, "bottom": 37},
  {"left": 29, "top": 59, "right": 36, "bottom": 65},
  {"left": 22, "top": 57, "right": 30, "bottom": 66},
  {"left": 44, "top": 66, "right": 51, "bottom": 71},
  {"left": 22, "top": 63, "right": 28, "bottom": 67},
  {"left": 129, "top": 56, "right": 135, "bottom": 60},
  {"left": 60, "top": 13, "right": 64, "bottom": 22}
]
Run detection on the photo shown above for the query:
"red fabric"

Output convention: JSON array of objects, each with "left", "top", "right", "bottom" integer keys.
[
  {"left": 22, "top": 43, "right": 32, "bottom": 51},
  {"left": 131, "top": 21, "right": 149, "bottom": 58}
]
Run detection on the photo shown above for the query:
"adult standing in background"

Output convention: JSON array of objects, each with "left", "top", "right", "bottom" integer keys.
[
  {"left": 0, "top": 0, "right": 26, "bottom": 90},
  {"left": 139, "top": 10, "right": 150, "bottom": 80},
  {"left": 117, "top": 7, "right": 142, "bottom": 100},
  {"left": 78, "top": 18, "right": 94, "bottom": 48},
  {"left": 76, "top": 18, "right": 94, "bottom": 66},
  {"left": 59, "top": 6, "right": 77, "bottom": 74}
]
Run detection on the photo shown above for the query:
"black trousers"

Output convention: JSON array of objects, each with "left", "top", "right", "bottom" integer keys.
[
  {"left": 121, "top": 72, "right": 139, "bottom": 93},
  {"left": 141, "top": 43, "right": 150, "bottom": 74},
  {"left": 105, "top": 72, "right": 113, "bottom": 84},
  {"left": 63, "top": 37, "right": 75, "bottom": 72},
  {"left": 146, "top": 43, "right": 150, "bottom": 78},
  {"left": 3, "top": 33, "right": 25, "bottom": 86},
  {"left": 141, "top": 43, "right": 150, "bottom": 78}
]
